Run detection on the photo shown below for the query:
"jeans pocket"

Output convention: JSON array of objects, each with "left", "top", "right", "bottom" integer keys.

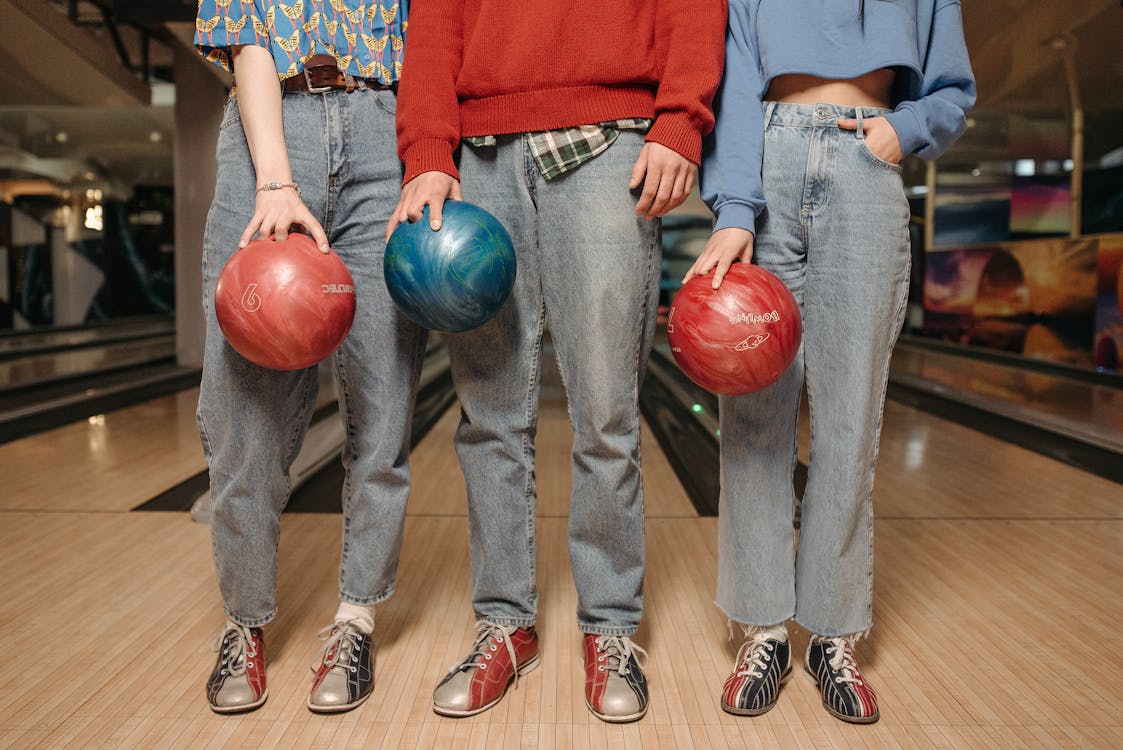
[
  {"left": 857, "top": 137, "right": 903, "bottom": 173},
  {"left": 219, "top": 96, "right": 242, "bottom": 132},
  {"left": 370, "top": 88, "right": 396, "bottom": 116}
]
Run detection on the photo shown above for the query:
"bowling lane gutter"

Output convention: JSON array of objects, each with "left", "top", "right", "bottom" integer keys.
[
  {"left": 133, "top": 346, "right": 456, "bottom": 513},
  {"left": 896, "top": 333, "right": 1122, "bottom": 388},
  {"left": 0, "top": 324, "right": 176, "bottom": 363},
  {"left": 640, "top": 346, "right": 809, "bottom": 518},
  {"left": 0, "top": 360, "right": 199, "bottom": 445}
]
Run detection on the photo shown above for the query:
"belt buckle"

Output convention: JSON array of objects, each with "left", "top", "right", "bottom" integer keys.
[{"left": 303, "top": 67, "right": 336, "bottom": 94}]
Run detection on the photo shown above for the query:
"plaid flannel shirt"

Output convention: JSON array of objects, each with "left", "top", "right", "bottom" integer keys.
[{"left": 464, "top": 119, "right": 652, "bottom": 180}]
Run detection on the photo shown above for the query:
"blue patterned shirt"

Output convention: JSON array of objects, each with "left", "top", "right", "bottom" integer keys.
[{"left": 195, "top": 0, "right": 407, "bottom": 85}]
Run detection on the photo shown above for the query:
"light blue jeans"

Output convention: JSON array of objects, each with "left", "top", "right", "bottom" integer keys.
[
  {"left": 198, "top": 88, "right": 427, "bottom": 628},
  {"left": 450, "top": 131, "right": 661, "bottom": 636},
  {"left": 717, "top": 103, "right": 911, "bottom": 637}
]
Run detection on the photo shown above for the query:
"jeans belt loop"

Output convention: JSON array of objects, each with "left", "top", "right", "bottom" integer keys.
[
  {"left": 855, "top": 107, "right": 865, "bottom": 139},
  {"left": 764, "top": 101, "right": 777, "bottom": 128}
]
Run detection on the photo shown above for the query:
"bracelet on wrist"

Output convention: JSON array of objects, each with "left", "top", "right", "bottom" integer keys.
[{"left": 256, "top": 181, "right": 300, "bottom": 195}]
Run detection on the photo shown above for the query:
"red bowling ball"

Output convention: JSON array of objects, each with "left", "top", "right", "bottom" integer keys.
[
  {"left": 668, "top": 263, "right": 801, "bottom": 395},
  {"left": 215, "top": 234, "right": 356, "bottom": 370}
]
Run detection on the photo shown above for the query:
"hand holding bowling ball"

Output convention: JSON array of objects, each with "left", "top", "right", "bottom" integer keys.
[
  {"left": 668, "top": 263, "right": 801, "bottom": 395},
  {"left": 215, "top": 233, "right": 356, "bottom": 370},
  {"left": 384, "top": 200, "right": 517, "bottom": 332}
]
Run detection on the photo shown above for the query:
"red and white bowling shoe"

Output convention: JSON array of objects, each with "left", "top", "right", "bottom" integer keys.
[
  {"left": 432, "top": 621, "right": 539, "bottom": 717},
  {"left": 206, "top": 622, "right": 267, "bottom": 713},
  {"left": 307, "top": 620, "right": 375, "bottom": 713},
  {"left": 583, "top": 634, "right": 649, "bottom": 723}
]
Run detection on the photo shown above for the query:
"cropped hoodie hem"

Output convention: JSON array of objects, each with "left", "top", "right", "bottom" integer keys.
[{"left": 701, "top": 0, "right": 975, "bottom": 233}]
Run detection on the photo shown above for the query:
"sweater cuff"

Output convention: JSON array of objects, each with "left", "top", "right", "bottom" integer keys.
[
  {"left": 402, "top": 139, "right": 460, "bottom": 186},
  {"left": 712, "top": 203, "right": 759, "bottom": 234},
  {"left": 883, "top": 108, "right": 925, "bottom": 158},
  {"left": 645, "top": 112, "right": 704, "bottom": 165}
]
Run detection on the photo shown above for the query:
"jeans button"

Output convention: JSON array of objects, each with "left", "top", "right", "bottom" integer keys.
[{"left": 815, "top": 108, "right": 828, "bottom": 119}]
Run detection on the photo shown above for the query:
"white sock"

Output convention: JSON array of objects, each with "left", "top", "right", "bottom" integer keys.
[
  {"left": 334, "top": 602, "right": 374, "bottom": 634},
  {"left": 760, "top": 623, "right": 789, "bottom": 642},
  {"left": 739, "top": 622, "right": 788, "bottom": 642}
]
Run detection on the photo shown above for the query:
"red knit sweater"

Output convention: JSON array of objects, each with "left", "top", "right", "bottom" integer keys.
[{"left": 396, "top": 0, "right": 728, "bottom": 185}]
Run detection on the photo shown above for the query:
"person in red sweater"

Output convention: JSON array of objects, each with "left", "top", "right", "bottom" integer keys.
[{"left": 388, "top": 0, "right": 726, "bottom": 723}]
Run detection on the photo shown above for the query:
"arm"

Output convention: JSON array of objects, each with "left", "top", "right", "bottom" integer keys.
[
  {"left": 689, "top": 0, "right": 764, "bottom": 288},
  {"left": 195, "top": 1, "right": 328, "bottom": 250},
  {"left": 882, "top": 0, "right": 976, "bottom": 160},
  {"left": 388, "top": 0, "right": 464, "bottom": 238},
  {"left": 631, "top": 0, "right": 727, "bottom": 219},
  {"left": 231, "top": 45, "right": 329, "bottom": 251}
]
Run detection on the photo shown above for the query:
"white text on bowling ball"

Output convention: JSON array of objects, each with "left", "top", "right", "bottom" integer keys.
[{"left": 728, "top": 310, "right": 781, "bottom": 325}]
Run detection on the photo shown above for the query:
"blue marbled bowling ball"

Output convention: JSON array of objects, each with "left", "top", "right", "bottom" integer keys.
[{"left": 384, "top": 200, "right": 517, "bottom": 332}]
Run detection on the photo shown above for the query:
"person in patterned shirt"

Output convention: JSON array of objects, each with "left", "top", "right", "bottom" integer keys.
[
  {"left": 194, "top": 0, "right": 424, "bottom": 715},
  {"left": 388, "top": 0, "right": 727, "bottom": 724}
]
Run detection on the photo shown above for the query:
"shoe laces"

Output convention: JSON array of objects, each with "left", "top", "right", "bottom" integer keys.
[
  {"left": 449, "top": 620, "right": 523, "bottom": 687},
  {"left": 734, "top": 631, "right": 777, "bottom": 679},
  {"left": 594, "top": 635, "right": 649, "bottom": 678},
  {"left": 311, "top": 619, "right": 365, "bottom": 673},
  {"left": 820, "top": 637, "right": 864, "bottom": 686},
  {"left": 211, "top": 621, "right": 257, "bottom": 678}
]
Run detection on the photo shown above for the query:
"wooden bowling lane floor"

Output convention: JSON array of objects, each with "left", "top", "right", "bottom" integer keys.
[
  {"left": 0, "top": 387, "right": 208, "bottom": 513},
  {"left": 798, "top": 399, "right": 1123, "bottom": 521},
  {"left": 1, "top": 513, "right": 1121, "bottom": 748},
  {"left": 2, "top": 371, "right": 1123, "bottom": 747},
  {"left": 1, "top": 370, "right": 339, "bottom": 514}
]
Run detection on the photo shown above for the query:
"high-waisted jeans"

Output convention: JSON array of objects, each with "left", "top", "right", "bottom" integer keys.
[
  {"left": 450, "top": 131, "right": 661, "bottom": 636},
  {"left": 717, "top": 102, "right": 911, "bottom": 637},
  {"left": 198, "top": 88, "right": 427, "bottom": 627}
]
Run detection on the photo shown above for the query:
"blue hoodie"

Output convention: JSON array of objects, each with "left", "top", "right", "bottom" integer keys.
[{"left": 702, "top": 0, "right": 976, "bottom": 233}]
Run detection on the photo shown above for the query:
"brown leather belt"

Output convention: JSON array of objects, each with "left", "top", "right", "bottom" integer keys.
[{"left": 283, "top": 54, "right": 395, "bottom": 94}]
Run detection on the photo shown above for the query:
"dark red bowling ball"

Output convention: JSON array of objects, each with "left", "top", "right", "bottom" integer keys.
[
  {"left": 215, "top": 234, "right": 356, "bottom": 370},
  {"left": 668, "top": 263, "right": 801, "bottom": 395}
]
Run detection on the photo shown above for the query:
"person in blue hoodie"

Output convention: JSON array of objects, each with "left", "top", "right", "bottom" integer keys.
[{"left": 688, "top": 0, "right": 975, "bottom": 724}]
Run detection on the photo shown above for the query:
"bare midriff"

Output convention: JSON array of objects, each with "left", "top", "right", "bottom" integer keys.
[{"left": 765, "top": 69, "right": 896, "bottom": 109}]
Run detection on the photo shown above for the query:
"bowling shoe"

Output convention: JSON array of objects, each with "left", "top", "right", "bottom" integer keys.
[
  {"left": 805, "top": 635, "right": 880, "bottom": 724},
  {"left": 432, "top": 621, "right": 540, "bottom": 717},
  {"left": 583, "top": 634, "right": 649, "bottom": 723},
  {"left": 307, "top": 620, "right": 375, "bottom": 713},
  {"left": 206, "top": 622, "right": 267, "bottom": 713},
  {"left": 721, "top": 623, "right": 792, "bottom": 716}
]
